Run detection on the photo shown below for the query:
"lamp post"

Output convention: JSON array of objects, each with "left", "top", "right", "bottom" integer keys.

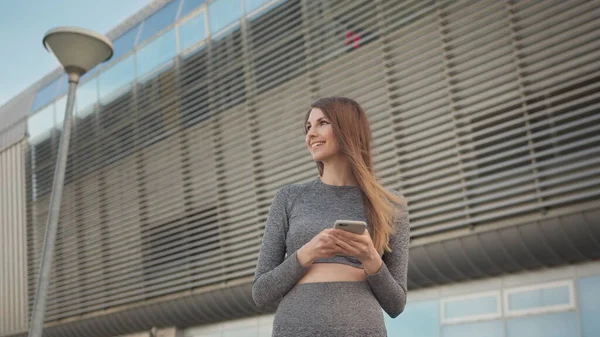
[{"left": 28, "top": 27, "right": 113, "bottom": 337}]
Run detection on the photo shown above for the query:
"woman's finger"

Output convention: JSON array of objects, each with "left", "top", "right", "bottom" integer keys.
[
  {"left": 332, "top": 230, "right": 366, "bottom": 244},
  {"left": 333, "top": 237, "right": 359, "bottom": 256}
]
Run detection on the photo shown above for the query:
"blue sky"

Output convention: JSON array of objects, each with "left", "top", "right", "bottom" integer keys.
[{"left": 0, "top": 0, "right": 153, "bottom": 108}]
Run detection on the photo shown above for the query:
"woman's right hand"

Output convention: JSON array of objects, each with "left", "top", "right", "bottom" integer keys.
[{"left": 296, "top": 229, "right": 340, "bottom": 267}]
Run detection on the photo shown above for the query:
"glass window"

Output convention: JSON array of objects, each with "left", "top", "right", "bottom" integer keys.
[
  {"left": 137, "top": 0, "right": 180, "bottom": 45},
  {"left": 385, "top": 299, "right": 440, "bottom": 337},
  {"left": 507, "top": 312, "right": 578, "bottom": 337},
  {"left": 178, "top": 0, "right": 206, "bottom": 19},
  {"left": 137, "top": 29, "right": 177, "bottom": 78},
  {"left": 31, "top": 78, "right": 59, "bottom": 112},
  {"left": 442, "top": 292, "right": 500, "bottom": 323},
  {"left": 443, "top": 320, "right": 504, "bottom": 337},
  {"left": 179, "top": 11, "right": 207, "bottom": 52},
  {"left": 506, "top": 281, "right": 574, "bottom": 315},
  {"left": 578, "top": 275, "right": 600, "bottom": 337},
  {"left": 76, "top": 79, "right": 98, "bottom": 117},
  {"left": 99, "top": 55, "right": 135, "bottom": 103},
  {"left": 112, "top": 25, "right": 141, "bottom": 61},
  {"left": 208, "top": 0, "right": 242, "bottom": 35},
  {"left": 28, "top": 104, "right": 55, "bottom": 142}
]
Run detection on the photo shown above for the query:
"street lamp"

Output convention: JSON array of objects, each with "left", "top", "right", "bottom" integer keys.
[{"left": 28, "top": 27, "right": 113, "bottom": 337}]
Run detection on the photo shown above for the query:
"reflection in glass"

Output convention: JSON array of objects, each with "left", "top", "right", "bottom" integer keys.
[
  {"left": 28, "top": 104, "right": 54, "bottom": 142},
  {"left": 179, "top": 11, "right": 207, "bottom": 52},
  {"left": 444, "top": 295, "right": 498, "bottom": 319},
  {"left": 137, "top": 0, "right": 180, "bottom": 45},
  {"left": 507, "top": 312, "right": 578, "bottom": 337},
  {"left": 137, "top": 29, "right": 177, "bottom": 78},
  {"left": 99, "top": 55, "right": 135, "bottom": 103},
  {"left": 178, "top": 0, "right": 206, "bottom": 19},
  {"left": 209, "top": 0, "right": 242, "bottom": 35},
  {"left": 385, "top": 299, "right": 440, "bottom": 337},
  {"left": 31, "top": 78, "right": 59, "bottom": 112},
  {"left": 112, "top": 25, "right": 140, "bottom": 61},
  {"left": 508, "top": 285, "right": 571, "bottom": 311}
]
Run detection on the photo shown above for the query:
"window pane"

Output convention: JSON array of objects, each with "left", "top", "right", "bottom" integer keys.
[
  {"left": 179, "top": 11, "right": 207, "bottom": 51},
  {"left": 54, "top": 75, "right": 68, "bottom": 97},
  {"left": 507, "top": 312, "right": 578, "bottom": 337},
  {"left": 76, "top": 79, "right": 98, "bottom": 116},
  {"left": 385, "top": 299, "right": 440, "bottom": 337},
  {"left": 31, "top": 78, "right": 59, "bottom": 112},
  {"left": 246, "top": 0, "right": 272, "bottom": 13},
  {"left": 112, "top": 25, "right": 140, "bottom": 60},
  {"left": 578, "top": 276, "right": 600, "bottom": 337},
  {"left": 28, "top": 104, "right": 54, "bottom": 141},
  {"left": 444, "top": 295, "right": 498, "bottom": 320},
  {"left": 443, "top": 320, "right": 504, "bottom": 337},
  {"left": 508, "top": 285, "right": 571, "bottom": 311},
  {"left": 99, "top": 55, "right": 135, "bottom": 103},
  {"left": 137, "top": 29, "right": 177, "bottom": 78},
  {"left": 178, "top": 0, "right": 206, "bottom": 19},
  {"left": 209, "top": 0, "right": 242, "bottom": 34},
  {"left": 137, "top": 0, "right": 180, "bottom": 44}
]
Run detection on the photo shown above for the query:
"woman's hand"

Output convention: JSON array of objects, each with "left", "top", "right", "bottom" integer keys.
[
  {"left": 297, "top": 229, "right": 342, "bottom": 267},
  {"left": 330, "top": 229, "right": 383, "bottom": 275},
  {"left": 330, "top": 229, "right": 377, "bottom": 262}
]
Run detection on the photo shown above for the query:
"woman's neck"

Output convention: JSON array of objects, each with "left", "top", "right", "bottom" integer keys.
[{"left": 320, "top": 156, "right": 358, "bottom": 186}]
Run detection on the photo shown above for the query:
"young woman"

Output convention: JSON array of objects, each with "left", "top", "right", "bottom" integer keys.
[{"left": 252, "top": 97, "right": 410, "bottom": 337}]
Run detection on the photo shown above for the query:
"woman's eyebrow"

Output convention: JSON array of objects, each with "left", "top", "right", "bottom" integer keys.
[{"left": 306, "top": 117, "right": 326, "bottom": 126}]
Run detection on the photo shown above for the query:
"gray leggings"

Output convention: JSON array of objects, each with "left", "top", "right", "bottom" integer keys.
[{"left": 272, "top": 281, "right": 387, "bottom": 337}]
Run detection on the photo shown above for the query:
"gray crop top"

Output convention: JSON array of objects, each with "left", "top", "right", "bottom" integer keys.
[{"left": 252, "top": 177, "right": 410, "bottom": 318}]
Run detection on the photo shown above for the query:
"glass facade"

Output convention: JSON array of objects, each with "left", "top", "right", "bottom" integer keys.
[
  {"left": 136, "top": 0, "right": 180, "bottom": 44},
  {"left": 136, "top": 28, "right": 177, "bottom": 78},
  {"left": 443, "top": 293, "right": 500, "bottom": 322},
  {"left": 208, "top": 0, "right": 242, "bottom": 35},
  {"left": 27, "top": 104, "right": 54, "bottom": 142},
  {"left": 98, "top": 54, "right": 135, "bottom": 103},
  {"left": 179, "top": 10, "right": 207, "bottom": 51},
  {"left": 76, "top": 78, "right": 98, "bottom": 116},
  {"left": 577, "top": 275, "right": 600, "bottom": 337},
  {"left": 28, "top": 0, "right": 277, "bottom": 134},
  {"left": 507, "top": 283, "right": 572, "bottom": 312}
]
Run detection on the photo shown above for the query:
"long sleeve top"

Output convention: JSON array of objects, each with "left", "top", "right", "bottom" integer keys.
[{"left": 252, "top": 177, "right": 410, "bottom": 318}]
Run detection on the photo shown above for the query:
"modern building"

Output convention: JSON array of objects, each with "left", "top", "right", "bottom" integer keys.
[{"left": 1, "top": 0, "right": 599, "bottom": 336}]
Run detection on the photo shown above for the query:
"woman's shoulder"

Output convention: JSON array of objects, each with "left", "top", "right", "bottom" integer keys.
[
  {"left": 272, "top": 178, "right": 317, "bottom": 209},
  {"left": 385, "top": 187, "right": 408, "bottom": 208},
  {"left": 277, "top": 178, "right": 317, "bottom": 195}
]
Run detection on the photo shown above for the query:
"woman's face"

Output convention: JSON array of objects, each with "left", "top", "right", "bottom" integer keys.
[{"left": 305, "top": 108, "right": 340, "bottom": 162}]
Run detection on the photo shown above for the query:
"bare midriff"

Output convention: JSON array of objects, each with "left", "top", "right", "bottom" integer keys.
[{"left": 297, "top": 263, "right": 367, "bottom": 284}]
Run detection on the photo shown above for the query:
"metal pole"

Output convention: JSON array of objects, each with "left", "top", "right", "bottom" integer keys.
[{"left": 28, "top": 75, "right": 78, "bottom": 337}]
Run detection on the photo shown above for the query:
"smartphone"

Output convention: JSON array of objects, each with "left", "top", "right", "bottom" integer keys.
[{"left": 333, "top": 220, "right": 367, "bottom": 234}]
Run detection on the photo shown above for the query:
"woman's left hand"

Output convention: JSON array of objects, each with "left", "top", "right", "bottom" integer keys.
[{"left": 330, "top": 229, "right": 379, "bottom": 263}]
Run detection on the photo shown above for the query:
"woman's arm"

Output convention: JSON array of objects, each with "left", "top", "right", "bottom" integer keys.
[
  {"left": 252, "top": 186, "right": 310, "bottom": 308},
  {"left": 365, "top": 203, "right": 410, "bottom": 318}
]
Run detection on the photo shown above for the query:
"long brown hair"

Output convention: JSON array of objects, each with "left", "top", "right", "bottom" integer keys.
[{"left": 305, "top": 97, "right": 407, "bottom": 254}]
